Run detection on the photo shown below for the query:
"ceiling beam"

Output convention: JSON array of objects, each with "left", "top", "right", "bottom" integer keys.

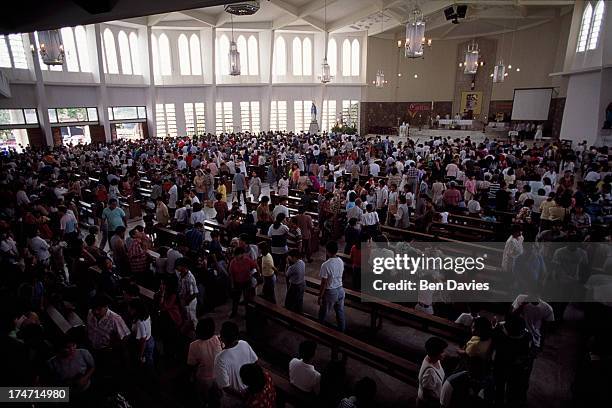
[
  {"left": 215, "top": 12, "right": 232, "bottom": 27},
  {"left": 301, "top": 16, "right": 327, "bottom": 31},
  {"left": 272, "top": 14, "right": 299, "bottom": 30},
  {"left": 147, "top": 14, "right": 169, "bottom": 26},
  {"left": 217, "top": 22, "right": 273, "bottom": 30},
  {"left": 270, "top": 0, "right": 334, "bottom": 31},
  {"left": 439, "top": 23, "right": 459, "bottom": 39},
  {"left": 327, "top": 5, "right": 381, "bottom": 32},
  {"left": 153, "top": 20, "right": 212, "bottom": 28},
  {"left": 298, "top": 0, "right": 339, "bottom": 17},
  {"left": 268, "top": 0, "right": 300, "bottom": 17},
  {"left": 178, "top": 9, "right": 216, "bottom": 26}
]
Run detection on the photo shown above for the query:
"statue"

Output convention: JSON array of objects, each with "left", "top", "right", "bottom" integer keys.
[
  {"left": 311, "top": 102, "right": 317, "bottom": 122},
  {"left": 399, "top": 122, "right": 408, "bottom": 138}
]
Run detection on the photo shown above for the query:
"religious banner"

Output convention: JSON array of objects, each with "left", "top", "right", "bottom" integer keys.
[
  {"left": 460, "top": 91, "right": 483, "bottom": 115},
  {"left": 407, "top": 102, "right": 432, "bottom": 118}
]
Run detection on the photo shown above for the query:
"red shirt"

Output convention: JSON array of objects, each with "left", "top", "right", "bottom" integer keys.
[
  {"left": 229, "top": 256, "right": 257, "bottom": 284},
  {"left": 245, "top": 371, "right": 276, "bottom": 408}
]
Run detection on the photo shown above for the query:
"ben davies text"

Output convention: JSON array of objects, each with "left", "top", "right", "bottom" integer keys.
[{"left": 372, "top": 279, "right": 490, "bottom": 291}]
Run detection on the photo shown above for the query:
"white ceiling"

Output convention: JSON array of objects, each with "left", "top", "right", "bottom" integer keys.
[{"left": 130, "top": 0, "right": 575, "bottom": 39}]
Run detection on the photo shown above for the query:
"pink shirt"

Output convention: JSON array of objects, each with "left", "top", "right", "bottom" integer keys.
[{"left": 188, "top": 336, "right": 223, "bottom": 380}]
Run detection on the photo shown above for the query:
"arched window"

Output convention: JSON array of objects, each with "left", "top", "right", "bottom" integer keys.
[
  {"left": 129, "top": 32, "right": 140, "bottom": 75},
  {"left": 103, "top": 28, "right": 118, "bottom": 74},
  {"left": 588, "top": 1, "right": 605, "bottom": 50},
  {"left": 151, "top": 34, "right": 160, "bottom": 77},
  {"left": 74, "top": 26, "right": 90, "bottom": 72},
  {"left": 577, "top": 3, "right": 593, "bottom": 52},
  {"left": 61, "top": 28, "right": 79, "bottom": 72},
  {"left": 327, "top": 39, "right": 337, "bottom": 76},
  {"left": 178, "top": 33, "right": 191, "bottom": 75},
  {"left": 190, "top": 34, "right": 202, "bottom": 75},
  {"left": 303, "top": 37, "right": 312, "bottom": 76},
  {"left": 292, "top": 37, "right": 302, "bottom": 76},
  {"left": 237, "top": 35, "right": 247, "bottom": 75},
  {"left": 341, "top": 39, "right": 350, "bottom": 76},
  {"left": 218, "top": 35, "right": 230, "bottom": 75},
  {"left": 273, "top": 36, "right": 286, "bottom": 76},
  {"left": 248, "top": 35, "right": 258, "bottom": 75},
  {"left": 158, "top": 33, "right": 171, "bottom": 75},
  {"left": 351, "top": 39, "right": 360, "bottom": 76},
  {"left": 118, "top": 31, "right": 132, "bottom": 75}
]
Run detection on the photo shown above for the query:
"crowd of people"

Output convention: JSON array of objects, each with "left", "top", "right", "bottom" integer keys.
[{"left": 0, "top": 129, "right": 610, "bottom": 407}]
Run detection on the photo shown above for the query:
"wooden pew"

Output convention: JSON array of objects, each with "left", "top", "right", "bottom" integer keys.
[
  {"left": 89, "top": 265, "right": 155, "bottom": 301},
  {"left": 302, "top": 276, "right": 468, "bottom": 343},
  {"left": 46, "top": 305, "right": 73, "bottom": 334},
  {"left": 77, "top": 200, "right": 96, "bottom": 229},
  {"left": 447, "top": 213, "right": 502, "bottom": 232},
  {"left": 204, "top": 220, "right": 231, "bottom": 244},
  {"left": 246, "top": 296, "right": 418, "bottom": 385},
  {"left": 430, "top": 221, "right": 496, "bottom": 241},
  {"left": 154, "top": 225, "right": 182, "bottom": 247}
]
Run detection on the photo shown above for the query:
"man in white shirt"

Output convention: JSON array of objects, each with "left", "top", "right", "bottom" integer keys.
[
  {"left": 317, "top": 242, "right": 346, "bottom": 332},
  {"left": 512, "top": 294, "right": 554, "bottom": 348},
  {"left": 369, "top": 161, "right": 380, "bottom": 177},
  {"left": 272, "top": 198, "right": 290, "bottom": 219},
  {"left": 502, "top": 225, "right": 524, "bottom": 274},
  {"left": 16, "top": 187, "right": 30, "bottom": 206},
  {"left": 418, "top": 337, "right": 448, "bottom": 407},
  {"left": 289, "top": 340, "right": 321, "bottom": 394},
  {"left": 214, "top": 322, "right": 258, "bottom": 404},
  {"left": 168, "top": 182, "right": 178, "bottom": 215},
  {"left": 176, "top": 258, "right": 199, "bottom": 327},
  {"left": 29, "top": 231, "right": 51, "bottom": 265}
]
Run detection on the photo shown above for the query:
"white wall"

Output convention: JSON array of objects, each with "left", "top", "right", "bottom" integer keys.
[
  {"left": 107, "top": 86, "right": 149, "bottom": 106},
  {"left": 364, "top": 13, "right": 572, "bottom": 103},
  {"left": 490, "top": 13, "right": 571, "bottom": 100},
  {"left": 560, "top": 70, "right": 601, "bottom": 145},
  {"left": 0, "top": 84, "right": 37, "bottom": 108},
  {"left": 45, "top": 85, "right": 99, "bottom": 107}
]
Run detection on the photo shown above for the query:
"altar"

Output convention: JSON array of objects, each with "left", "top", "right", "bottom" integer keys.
[
  {"left": 438, "top": 119, "right": 474, "bottom": 129},
  {"left": 486, "top": 122, "right": 510, "bottom": 131}
]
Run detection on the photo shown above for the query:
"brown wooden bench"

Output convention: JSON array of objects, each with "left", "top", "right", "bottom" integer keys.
[
  {"left": 430, "top": 221, "right": 496, "bottom": 241},
  {"left": 302, "top": 276, "right": 468, "bottom": 343},
  {"left": 77, "top": 200, "right": 96, "bottom": 229},
  {"left": 246, "top": 296, "right": 418, "bottom": 385},
  {"left": 154, "top": 225, "right": 181, "bottom": 247}
]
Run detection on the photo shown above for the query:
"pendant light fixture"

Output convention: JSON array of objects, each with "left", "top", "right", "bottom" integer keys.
[
  {"left": 374, "top": 6, "right": 387, "bottom": 88},
  {"left": 229, "top": 14, "right": 240, "bottom": 76},
  {"left": 34, "top": 30, "right": 65, "bottom": 66},
  {"left": 463, "top": 39, "right": 479, "bottom": 74},
  {"left": 320, "top": 0, "right": 332, "bottom": 83},
  {"left": 404, "top": 6, "right": 428, "bottom": 58},
  {"left": 493, "top": 23, "right": 506, "bottom": 83}
]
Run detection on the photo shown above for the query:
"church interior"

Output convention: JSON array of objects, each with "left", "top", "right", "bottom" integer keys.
[{"left": 0, "top": 1, "right": 611, "bottom": 407}]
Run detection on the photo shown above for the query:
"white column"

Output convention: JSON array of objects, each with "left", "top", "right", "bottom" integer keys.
[
  {"left": 144, "top": 26, "right": 157, "bottom": 138},
  {"left": 28, "top": 33, "right": 52, "bottom": 146},
  {"left": 210, "top": 27, "right": 217, "bottom": 134},
  {"left": 262, "top": 29, "right": 275, "bottom": 133},
  {"left": 93, "top": 24, "right": 111, "bottom": 142}
]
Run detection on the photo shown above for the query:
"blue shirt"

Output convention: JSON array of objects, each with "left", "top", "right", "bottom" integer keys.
[{"left": 102, "top": 207, "right": 126, "bottom": 232}]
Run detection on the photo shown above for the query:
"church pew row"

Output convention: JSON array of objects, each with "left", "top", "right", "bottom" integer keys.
[
  {"left": 246, "top": 296, "right": 418, "bottom": 386},
  {"left": 301, "top": 276, "right": 469, "bottom": 344}
]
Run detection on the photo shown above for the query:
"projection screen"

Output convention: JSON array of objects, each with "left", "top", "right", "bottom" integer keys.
[{"left": 511, "top": 88, "right": 553, "bottom": 121}]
